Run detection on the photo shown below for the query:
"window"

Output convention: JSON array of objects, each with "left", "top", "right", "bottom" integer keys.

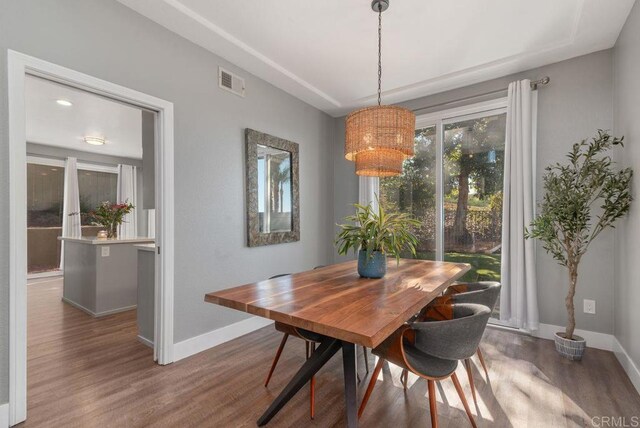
[
  {"left": 380, "top": 100, "right": 507, "bottom": 319},
  {"left": 27, "top": 158, "right": 120, "bottom": 274},
  {"left": 27, "top": 162, "right": 65, "bottom": 274},
  {"left": 442, "top": 113, "right": 505, "bottom": 288},
  {"left": 27, "top": 163, "right": 65, "bottom": 228},
  {"left": 380, "top": 125, "right": 437, "bottom": 258},
  {"left": 78, "top": 169, "right": 118, "bottom": 225}
]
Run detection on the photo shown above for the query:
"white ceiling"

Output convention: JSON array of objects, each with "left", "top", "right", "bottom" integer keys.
[
  {"left": 118, "top": 0, "right": 635, "bottom": 117},
  {"left": 25, "top": 76, "right": 143, "bottom": 159}
]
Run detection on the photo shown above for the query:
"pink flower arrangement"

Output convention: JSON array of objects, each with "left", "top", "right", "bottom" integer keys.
[{"left": 75, "top": 201, "right": 134, "bottom": 238}]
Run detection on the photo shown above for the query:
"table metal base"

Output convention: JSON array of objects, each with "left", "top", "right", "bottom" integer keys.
[{"left": 257, "top": 338, "right": 358, "bottom": 428}]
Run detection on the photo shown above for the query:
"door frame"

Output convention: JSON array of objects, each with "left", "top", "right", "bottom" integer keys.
[{"left": 7, "top": 50, "right": 175, "bottom": 426}]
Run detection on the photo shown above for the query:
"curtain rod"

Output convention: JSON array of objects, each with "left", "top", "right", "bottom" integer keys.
[
  {"left": 26, "top": 153, "right": 139, "bottom": 170},
  {"left": 412, "top": 76, "right": 550, "bottom": 114}
]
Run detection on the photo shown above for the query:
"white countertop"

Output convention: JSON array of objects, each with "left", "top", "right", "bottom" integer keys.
[
  {"left": 134, "top": 243, "right": 156, "bottom": 252},
  {"left": 58, "top": 236, "right": 155, "bottom": 245}
]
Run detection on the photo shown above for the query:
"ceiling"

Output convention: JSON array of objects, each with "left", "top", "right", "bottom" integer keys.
[
  {"left": 118, "top": 0, "right": 635, "bottom": 117},
  {"left": 25, "top": 76, "right": 143, "bottom": 159}
]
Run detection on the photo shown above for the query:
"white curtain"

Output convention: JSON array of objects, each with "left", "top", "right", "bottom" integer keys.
[
  {"left": 117, "top": 164, "right": 138, "bottom": 239},
  {"left": 358, "top": 176, "right": 379, "bottom": 209},
  {"left": 500, "top": 79, "right": 539, "bottom": 331},
  {"left": 60, "top": 157, "right": 81, "bottom": 269}
]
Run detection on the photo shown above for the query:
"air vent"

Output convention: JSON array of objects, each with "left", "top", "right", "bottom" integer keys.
[{"left": 218, "top": 67, "right": 245, "bottom": 97}]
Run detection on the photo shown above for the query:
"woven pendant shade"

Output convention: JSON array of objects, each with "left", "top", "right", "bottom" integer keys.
[
  {"left": 354, "top": 149, "right": 405, "bottom": 177},
  {"left": 344, "top": 1, "right": 416, "bottom": 177},
  {"left": 345, "top": 105, "right": 415, "bottom": 176}
]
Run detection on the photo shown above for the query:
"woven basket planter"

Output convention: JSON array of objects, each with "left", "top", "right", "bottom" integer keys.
[{"left": 554, "top": 332, "right": 586, "bottom": 360}]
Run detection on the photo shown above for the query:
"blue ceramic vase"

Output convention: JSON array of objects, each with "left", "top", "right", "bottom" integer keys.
[{"left": 357, "top": 249, "right": 387, "bottom": 278}]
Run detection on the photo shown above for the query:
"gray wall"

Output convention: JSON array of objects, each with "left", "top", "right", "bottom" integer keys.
[
  {"left": 141, "top": 110, "right": 155, "bottom": 210},
  {"left": 332, "top": 117, "right": 359, "bottom": 264},
  {"left": 333, "top": 49, "right": 616, "bottom": 334},
  {"left": 614, "top": 0, "right": 640, "bottom": 369},
  {"left": 0, "top": 0, "right": 335, "bottom": 403}
]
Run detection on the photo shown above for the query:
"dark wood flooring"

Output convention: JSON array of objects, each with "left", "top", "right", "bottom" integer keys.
[{"left": 22, "top": 278, "right": 640, "bottom": 427}]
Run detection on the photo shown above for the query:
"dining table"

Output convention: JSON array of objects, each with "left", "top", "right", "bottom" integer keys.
[{"left": 204, "top": 258, "right": 471, "bottom": 427}]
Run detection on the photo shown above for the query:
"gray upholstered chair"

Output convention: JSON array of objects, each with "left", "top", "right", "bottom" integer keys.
[
  {"left": 359, "top": 303, "right": 491, "bottom": 428},
  {"left": 407, "top": 281, "right": 501, "bottom": 407}
]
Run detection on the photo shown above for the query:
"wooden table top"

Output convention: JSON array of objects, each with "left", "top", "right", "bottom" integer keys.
[{"left": 205, "top": 259, "right": 470, "bottom": 348}]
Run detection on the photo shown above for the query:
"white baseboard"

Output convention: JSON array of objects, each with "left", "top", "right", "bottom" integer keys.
[
  {"left": 94, "top": 305, "right": 137, "bottom": 317},
  {"left": 532, "top": 323, "right": 614, "bottom": 351},
  {"left": 613, "top": 338, "right": 640, "bottom": 395},
  {"left": 0, "top": 403, "right": 8, "bottom": 428},
  {"left": 173, "top": 316, "right": 274, "bottom": 362},
  {"left": 137, "top": 334, "right": 154, "bottom": 349},
  {"left": 61, "top": 297, "right": 136, "bottom": 317}
]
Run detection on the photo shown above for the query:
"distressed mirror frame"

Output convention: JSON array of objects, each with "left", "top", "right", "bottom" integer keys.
[{"left": 245, "top": 128, "right": 300, "bottom": 247}]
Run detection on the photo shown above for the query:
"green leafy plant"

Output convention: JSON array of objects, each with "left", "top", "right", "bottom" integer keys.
[
  {"left": 336, "top": 200, "right": 421, "bottom": 264},
  {"left": 525, "top": 130, "right": 632, "bottom": 340}
]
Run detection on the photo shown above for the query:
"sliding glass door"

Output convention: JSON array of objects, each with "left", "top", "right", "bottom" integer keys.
[
  {"left": 380, "top": 100, "right": 507, "bottom": 320},
  {"left": 27, "top": 163, "right": 65, "bottom": 274},
  {"left": 27, "top": 157, "right": 119, "bottom": 275},
  {"left": 380, "top": 125, "right": 438, "bottom": 257}
]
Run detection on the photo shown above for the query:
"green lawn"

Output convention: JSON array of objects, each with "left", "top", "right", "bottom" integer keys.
[{"left": 415, "top": 251, "right": 501, "bottom": 283}]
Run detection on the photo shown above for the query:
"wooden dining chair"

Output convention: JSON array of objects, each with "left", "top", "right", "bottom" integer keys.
[
  {"left": 403, "top": 282, "right": 501, "bottom": 407},
  {"left": 359, "top": 303, "right": 491, "bottom": 428},
  {"left": 263, "top": 271, "right": 369, "bottom": 419},
  {"left": 262, "top": 273, "right": 319, "bottom": 419}
]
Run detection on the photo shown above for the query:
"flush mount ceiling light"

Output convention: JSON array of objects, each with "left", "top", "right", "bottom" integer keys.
[
  {"left": 345, "top": 0, "right": 415, "bottom": 177},
  {"left": 56, "top": 99, "right": 73, "bottom": 107},
  {"left": 84, "top": 136, "right": 106, "bottom": 146}
]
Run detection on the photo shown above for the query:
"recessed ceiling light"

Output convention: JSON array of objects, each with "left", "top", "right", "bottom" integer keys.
[
  {"left": 84, "top": 136, "right": 106, "bottom": 146},
  {"left": 56, "top": 99, "right": 73, "bottom": 107}
]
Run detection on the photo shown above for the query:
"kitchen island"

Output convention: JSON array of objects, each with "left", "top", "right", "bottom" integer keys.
[{"left": 59, "top": 236, "right": 154, "bottom": 317}]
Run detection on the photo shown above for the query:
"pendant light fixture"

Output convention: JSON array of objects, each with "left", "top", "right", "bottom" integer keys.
[{"left": 345, "top": 0, "right": 415, "bottom": 177}]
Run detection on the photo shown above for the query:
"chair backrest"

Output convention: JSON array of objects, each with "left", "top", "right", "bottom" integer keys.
[
  {"left": 446, "top": 281, "right": 501, "bottom": 311},
  {"left": 411, "top": 303, "right": 491, "bottom": 361},
  {"left": 269, "top": 273, "right": 291, "bottom": 279}
]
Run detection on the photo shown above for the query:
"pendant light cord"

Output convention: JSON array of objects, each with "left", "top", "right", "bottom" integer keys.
[{"left": 377, "top": 4, "right": 382, "bottom": 106}]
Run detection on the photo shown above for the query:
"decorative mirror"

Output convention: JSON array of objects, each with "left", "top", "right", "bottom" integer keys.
[{"left": 245, "top": 129, "right": 300, "bottom": 246}]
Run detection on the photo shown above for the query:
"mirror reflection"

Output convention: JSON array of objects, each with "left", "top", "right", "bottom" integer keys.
[{"left": 257, "top": 144, "right": 292, "bottom": 233}]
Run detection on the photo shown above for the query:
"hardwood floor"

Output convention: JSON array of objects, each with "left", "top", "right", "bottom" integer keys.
[{"left": 23, "top": 278, "right": 640, "bottom": 427}]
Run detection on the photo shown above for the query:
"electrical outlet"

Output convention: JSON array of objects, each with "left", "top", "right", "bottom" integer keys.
[
  {"left": 101, "top": 246, "right": 110, "bottom": 257},
  {"left": 583, "top": 299, "right": 596, "bottom": 314}
]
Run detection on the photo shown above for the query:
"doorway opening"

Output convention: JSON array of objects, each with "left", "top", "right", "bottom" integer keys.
[{"left": 8, "top": 50, "right": 175, "bottom": 426}]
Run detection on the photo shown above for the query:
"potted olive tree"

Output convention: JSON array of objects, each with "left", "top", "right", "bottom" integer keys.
[
  {"left": 336, "top": 201, "right": 420, "bottom": 278},
  {"left": 526, "top": 131, "right": 632, "bottom": 360}
]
